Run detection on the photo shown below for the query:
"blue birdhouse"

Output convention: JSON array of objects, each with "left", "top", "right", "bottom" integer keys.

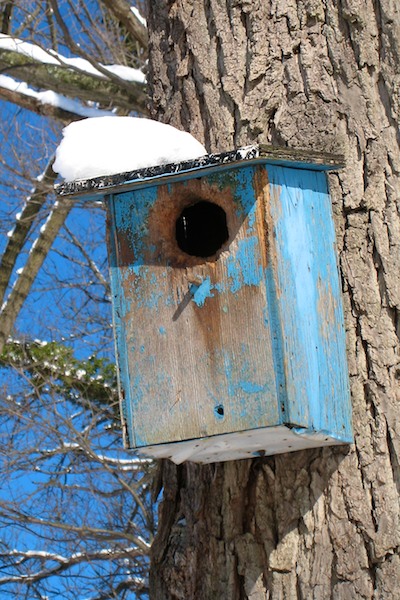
[{"left": 57, "top": 145, "right": 353, "bottom": 463}]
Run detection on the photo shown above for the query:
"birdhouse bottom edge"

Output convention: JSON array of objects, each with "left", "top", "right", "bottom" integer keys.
[{"left": 134, "top": 425, "right": 351, "bottom": 464}]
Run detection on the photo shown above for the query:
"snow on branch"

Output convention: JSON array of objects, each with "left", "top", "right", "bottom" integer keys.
[
  {"left": 0, "top": 546, "right": 147, "bottom": 585},
  {"left": 0, "top": 198, "right": 73, "bottom": 354},
  {"left": 0, "top": 34, "right": 146, "bottom": 84},
  {"left": 0, "top": 74, "right": 116, "bottom": 120},
  {"left": 0, "top": 158, "right": 56, "bottom": 309},
  {"left": 0, "top": 34, "right": 148, "bottom": 117}
]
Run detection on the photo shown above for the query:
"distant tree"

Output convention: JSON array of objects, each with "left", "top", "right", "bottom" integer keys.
[
  {"left": 0, "top": 2, "right": 153, "bottom": 598},
  {"left": 147, "top": 2, "right": 400, "bottom": 599},
  {"left": 0, "top": 0, "right": 148, "bottom": 350}
]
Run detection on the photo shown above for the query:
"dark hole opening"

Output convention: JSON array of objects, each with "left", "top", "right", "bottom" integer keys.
[
  {"left": 176, "top": 201, "right": 229, "bottom": 258},
  {"left": 215, "top": 404, "right": 224, "bottom": 417}
]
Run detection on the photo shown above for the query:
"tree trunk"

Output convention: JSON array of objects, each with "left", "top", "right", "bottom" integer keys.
[{"left": 147, "top": 1, "right": 400, "bottom": 598}]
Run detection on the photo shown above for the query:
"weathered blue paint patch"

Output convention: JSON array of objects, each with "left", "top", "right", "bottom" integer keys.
[
  {"left": 237, "top": 237, "right": 263, "bottom": 285},
  {"left": 219, "top": 349, "right": 275, "bottom": 425},
  {"left": 226, "top": 237, "right": 263, "bottom": 293},
  {"left": 159, "top": 326, "right": 166, "bottom": 335},
  {"left": 145, "top": 288, "right": 164, "bottom": 310},
  {"left": 214, "top": 282, "right": 225, "bottom": 293},
  {"left": 239, "top": 381, "right": 265, "bottom": 394},
  {"left": 226, "top": 255, "right": 241, "bottom": 293},
  {"left": 190, "top": 277, "right": 214, "bottom": 307}
]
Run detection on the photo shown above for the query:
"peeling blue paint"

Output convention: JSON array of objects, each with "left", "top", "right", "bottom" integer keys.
[
  {"left": 239, "top": 381, "right": 265, "bottom": 394},
  {"left": 213, "top": 282, "right": 225, "bottom": 294},
  {"left": 190, "top": 277, "right": 214, "bottom": 307},
  {"left": 227, "top": 237, "right": 263, "bottom": 293}
]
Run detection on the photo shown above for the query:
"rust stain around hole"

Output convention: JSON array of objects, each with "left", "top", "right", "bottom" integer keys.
[
  {"left": 252, "top": 165, "right": 271, "bottom": 272},
  {"left": 147, "top": 178, "right": 243, "bottom": 268}
]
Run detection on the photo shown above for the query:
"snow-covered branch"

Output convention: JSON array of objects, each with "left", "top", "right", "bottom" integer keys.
[
  {"left": 0, "top": 33, "right": 147, "bottom": 118},
  {"left": 0, "top": 33, "right": 146, "bottom": 84},
  {"left": 0, "top": 546, "right": 146, "bottom": 585},
  {"left": 0, "top": 158, "right": 56, "bottom": 308},
  {"left": 0, "top": 74, "right": 116, "bottom": 121},
  {"left": 0, "top": 198, "right": 73, "bottom": 353},
  {"left": 101, "top": 0, "right": 148, "bottom": 50}
]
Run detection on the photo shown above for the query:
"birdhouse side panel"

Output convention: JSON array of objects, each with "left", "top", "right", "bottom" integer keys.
[{"left": 267, "top": 165, "right": 352, "bottom": 441}]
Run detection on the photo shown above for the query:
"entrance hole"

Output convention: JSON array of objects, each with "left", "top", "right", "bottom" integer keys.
[{"left": 176, "top": 201, "right": 229, "bottom": 258}]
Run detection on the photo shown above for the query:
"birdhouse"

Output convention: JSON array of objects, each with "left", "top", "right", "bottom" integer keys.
[{"left": 57, "top": 145, "right": 353, "bottom": 464}]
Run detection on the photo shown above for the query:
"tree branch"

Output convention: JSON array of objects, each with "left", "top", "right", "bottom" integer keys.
[
  {"left": 0, "top": 2, "right": 13, "bottom": 35},
  {"left": 0, "top": 32, "right": 148, "bottom": 115},
  {"left": 0, "top": 157, "right": 56, "bottom": 308},
  {"left": 0, "top": 80, "right": 94, "bottom": 120},
  {"left": 0, "top": 52, "right": 147, "bottom": 114},
  {"left": 0, "top": 546, "right": 146, "bottom": 585},
  {"left": 0, "top": 199, "right": 73, "bottom": 353},
  {"left": 100, "top": 0, "right": 148, "bottom": 51},
  {"left": 0, "top": 502, "right": 150, "bottom": 550}
]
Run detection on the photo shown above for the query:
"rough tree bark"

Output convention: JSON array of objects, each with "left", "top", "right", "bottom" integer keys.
[{"left": 147, "top": 1, "right": 400, "bottom": 598}]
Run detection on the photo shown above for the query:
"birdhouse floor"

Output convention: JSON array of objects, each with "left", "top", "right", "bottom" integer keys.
[{"left": 136, "top": 425, "right": 348, "bottom": 464}]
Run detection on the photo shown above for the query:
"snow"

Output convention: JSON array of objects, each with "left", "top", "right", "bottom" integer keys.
[
  {"left": 53, "top": 116, "right": 207, "bottom": 182},
  {"left": 0, "top": 74, "right": 115, "bottom": 119},
  {"left": 131, "top": 6, "right": 147, "bottom": 27},
  {"left": 0, "top": 34, "right": 146, "bottom": 84},
  {"left": 105, "top": 64, "right": 145, "bottom": 83}
]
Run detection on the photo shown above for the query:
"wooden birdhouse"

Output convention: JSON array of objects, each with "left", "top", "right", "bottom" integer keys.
[{"left": 57, "top": 145, "right": 353, "bottom": 464}]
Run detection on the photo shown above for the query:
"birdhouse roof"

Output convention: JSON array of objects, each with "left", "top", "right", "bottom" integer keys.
[{"left": 55, "top": 144, "right": 344, "bottom": 199}]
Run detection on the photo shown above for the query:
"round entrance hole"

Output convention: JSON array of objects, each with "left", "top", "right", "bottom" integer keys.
[{"left": 176, "top": 201, "right": 229, "bottom": 258}]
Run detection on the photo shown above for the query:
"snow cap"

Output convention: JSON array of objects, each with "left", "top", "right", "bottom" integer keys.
[{"left": 53, "top": 116, "right": 207, "bottom": 182}]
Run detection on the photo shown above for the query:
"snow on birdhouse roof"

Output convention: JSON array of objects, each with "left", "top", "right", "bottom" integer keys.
[
  {"left": 55, "top": 128, "right": 344, "bottom": 200},
  {"left": 53, "top": 116, "right": 207, "bottom": 183}
]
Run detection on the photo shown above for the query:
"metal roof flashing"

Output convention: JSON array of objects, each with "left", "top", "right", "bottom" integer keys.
[{"left": 55, "top": 144, "right": 345, "bottom": 200}]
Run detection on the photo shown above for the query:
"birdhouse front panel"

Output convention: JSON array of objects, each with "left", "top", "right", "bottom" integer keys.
[{"left": 107, "top": 166, "right": 283, "bottom": 448}]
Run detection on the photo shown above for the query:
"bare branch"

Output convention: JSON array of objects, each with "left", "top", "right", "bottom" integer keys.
[
  {"left": 0, "top": 198, "right": 73, "bottom": 353},
  {"left": 100, "top": 0, "right": 148, "bottom": 51},
  {"left": 48, "top": 0, "right": 145, "bottom": 90},
  {"left": 63, "top": 223, "right": 110, "bottom": 292},
  {"left": 0, "top": 157, "right": 56, "bottom": 307},
  {"left": 1, "top": 501, "right": 150, "bottom": 550}
]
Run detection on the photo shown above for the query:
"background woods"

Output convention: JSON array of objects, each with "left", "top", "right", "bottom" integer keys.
[
  {"left": 0, "top": 1, "right": 399, "bottom": 599},
  {"left": 0, "top": 2, "right": 152, "bottom": 598}
]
